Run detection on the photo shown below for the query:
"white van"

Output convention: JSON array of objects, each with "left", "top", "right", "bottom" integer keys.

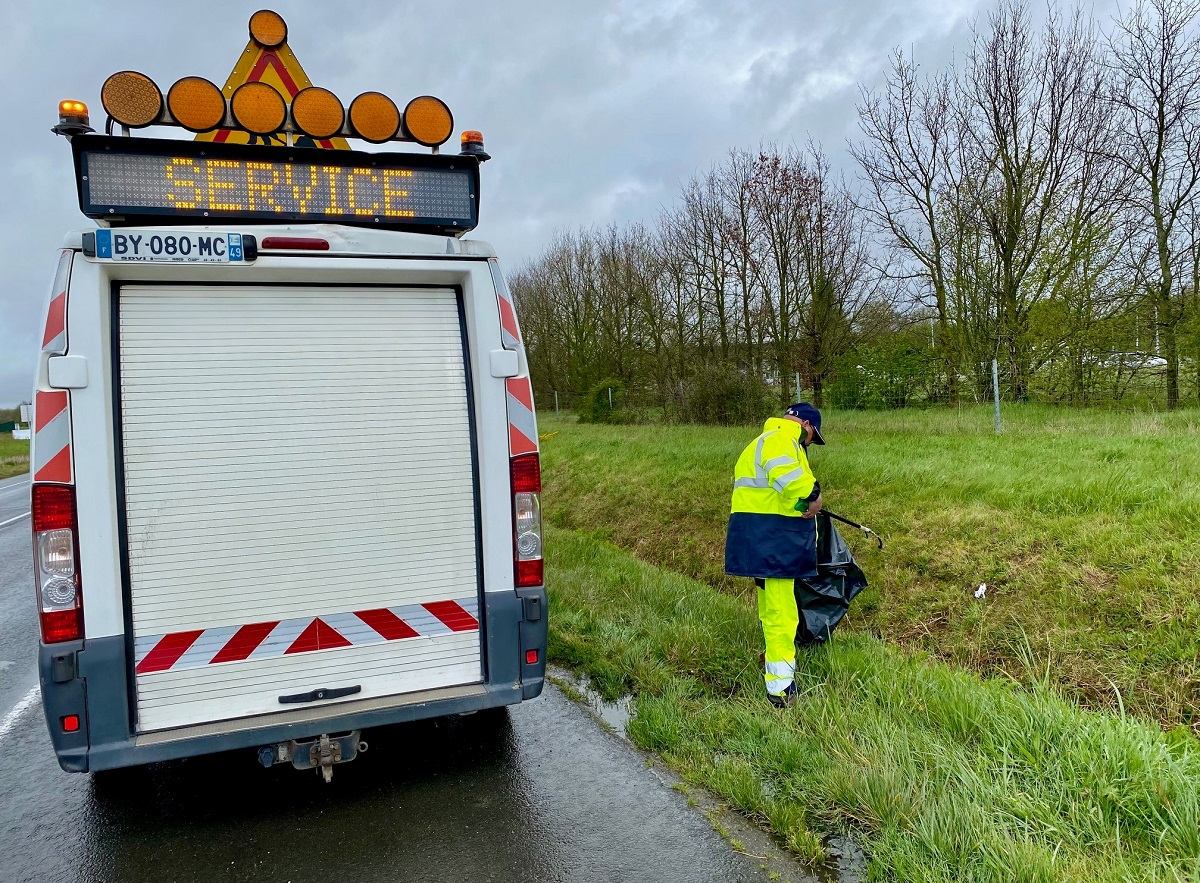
[{"left": 33, "top": 80, "right": 544, "bottom": 781}]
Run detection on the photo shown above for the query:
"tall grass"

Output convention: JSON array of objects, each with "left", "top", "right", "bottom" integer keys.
[
  {"left": 549, "top": 525, "right": 1200, "bottom": 881},
  {"left": 539, "top": 405, "right": 1200, "bottom": 728},
  {"left": 0, "top": 436, "right": 29, "bottom": 481}
]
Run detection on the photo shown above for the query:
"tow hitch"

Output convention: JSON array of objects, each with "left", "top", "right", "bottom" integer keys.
[{"left": 257, "top": 731, "right": 368, "bottom": 782}]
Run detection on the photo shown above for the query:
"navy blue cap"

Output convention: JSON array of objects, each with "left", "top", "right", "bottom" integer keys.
[{"left": 784, "top": 402, "right": 825, "bottom": 444}]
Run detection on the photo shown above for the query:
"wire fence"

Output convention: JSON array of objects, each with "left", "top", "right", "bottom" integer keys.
[{"left": 539, "top": 352, "right": 1200, "bottom": 425}]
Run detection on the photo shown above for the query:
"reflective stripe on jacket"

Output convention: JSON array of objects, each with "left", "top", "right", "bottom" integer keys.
[{"left": 724, "top": 417, "right": 819, "bottom": 579}]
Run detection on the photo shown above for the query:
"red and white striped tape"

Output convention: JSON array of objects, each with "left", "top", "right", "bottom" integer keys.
[
  {"left": 134, "top": 597, "right": 480, "bottom": 675},
  {"left": 506, "top": 377, "right": 537, "bottom": 456},
  {"left": 490, "top": 258, "right": 538, "bottom": 457},
  {"left": 490, "top": 259, "right": 522, "bottom": 350},
  {"left": 33, "top": 251, "right": 74, "bottom": 484},
  {"left": 43, "top": 250, "right": 71, "bottom": 355},
  {"left": 33, "top": 391, "right": 72, "bottom": 483}
]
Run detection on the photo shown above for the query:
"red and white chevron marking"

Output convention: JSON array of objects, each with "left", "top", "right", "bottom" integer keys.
[
  {"left": 489, "top": 258, "right": 521, "bottom": 350},
  {"left": 33, "top": 251, "right": 75, "bottom": 485},
  {"left": 33, "top": 390, "right": 72, "bottom": 484},
  {"left": 506, "top": 377, "right": 537, "bottom": 456},
  {"left": 134, "top": 597, "right": 479, "bottom": 676},
  {"left": 491, "top": 258, "right": 538, "bottom": 456},
  {"left": 43, "top": 250, "right": 72, "bottom": 355}
]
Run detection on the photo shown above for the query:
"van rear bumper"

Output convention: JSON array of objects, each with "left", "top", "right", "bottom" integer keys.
[
  {"left": 94, "top": 676, "right": 523, "bottom": 773},
  {"left": 41, "top": 635, "right": 528, "bottom": 772},
  {"left": 40, "top": 587, "right": 547, "bottom": 773}
]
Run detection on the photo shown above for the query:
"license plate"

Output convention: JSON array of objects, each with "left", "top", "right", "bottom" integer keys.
[{"left": 92, "top": 229, "right": 246, "bottom": 263}]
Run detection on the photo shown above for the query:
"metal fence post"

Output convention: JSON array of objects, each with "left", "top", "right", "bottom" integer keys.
[
  {"left": 608, "top": 387, "right": 613, "bottom": 410},
  {"left": 992, "top": 359, "right": 1002, "bottom": 435},
  {"left": 554, "top": 390, "right": 559, "bottom": 416}
]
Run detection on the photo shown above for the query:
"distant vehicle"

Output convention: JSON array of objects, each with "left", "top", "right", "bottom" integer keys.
[
  {"left": 31, "top": 11, "right": 544, "bottom": 782},
  {"left": 1094, "top": 352, "right": 1168, "bottom": 370}
]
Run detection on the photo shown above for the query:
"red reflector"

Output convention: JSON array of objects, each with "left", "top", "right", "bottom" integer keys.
[
  {"left": 516, "top": 558, "right": 543, "bottom": 588},
  {"left": 62, "top": 715, "right": 80, "bottom": 733},
  {"left": 41, "top": 608, "right": 82, "bottom": 643},
  {"left": 260, "top": 236, "right": 330, "bottom": 250},
  {"left": 511, "top": 454, "right": 541, "bottom": 493},
  {"left": 31, "top": 484, "right": 76, "bottom": 531},
  {"left": 525, "top": 649, "right": 538, "bottom": 665}
]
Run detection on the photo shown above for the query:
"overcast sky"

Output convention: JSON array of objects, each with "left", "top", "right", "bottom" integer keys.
[{"left": 0, "top": 0, "right": 1127, "bottom": 406}]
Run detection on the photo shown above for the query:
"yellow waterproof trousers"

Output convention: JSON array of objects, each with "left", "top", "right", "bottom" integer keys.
[{"left": 757, "top": 578, "right": 799, "bottom": 696}]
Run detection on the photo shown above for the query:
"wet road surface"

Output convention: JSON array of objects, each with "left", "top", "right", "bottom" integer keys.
[
  {"left": 0, "top": 475, "right": 37, "bottom": 733},
  {"left": 0, "top": 472, "right": 797, "bottom": 883},
  {"left": 0, "top": 473, "right": 29, "bottom": 529}
]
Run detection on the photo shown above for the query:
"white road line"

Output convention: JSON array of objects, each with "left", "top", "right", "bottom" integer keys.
[
  {"left": 0, "top": 687, "right": 41, "bottom": 740},
  {"left": 0, "top": 512, "right": 30, "bottom": 529}
]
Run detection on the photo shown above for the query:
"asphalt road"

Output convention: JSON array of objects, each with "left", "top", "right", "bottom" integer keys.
[
  {"left": 0, "top": 473, "right": 813, "bottom": 883},
  {"left": 0, "top": 475, "right": 37, "bottom": 735}
]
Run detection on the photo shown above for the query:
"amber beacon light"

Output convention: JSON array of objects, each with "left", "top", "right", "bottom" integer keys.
[
  {"left": 52, "top": 99, "right": 92, "bottom": 136},
  {"left": 459, "top": 130, "right": 490, "bottom": 162}
]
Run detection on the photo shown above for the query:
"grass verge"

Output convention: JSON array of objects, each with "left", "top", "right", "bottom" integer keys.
[
  {"left": 0, "top": 436, "right": 29, "bottom": 481},
  {"left": 548, "top": 524, "right": 1200, "bottom": 882},
  {"left": 539, "top": 406, "right": 1200, "bottom": 729}
]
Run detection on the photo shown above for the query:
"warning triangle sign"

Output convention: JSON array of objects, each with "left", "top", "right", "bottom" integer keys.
[{"left": 197, "top": 11, "right": 349, "bottom": 150}]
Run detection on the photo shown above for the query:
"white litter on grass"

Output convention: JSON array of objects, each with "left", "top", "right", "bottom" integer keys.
[{"left": 974, "top": 584, "right": 988, "bottom": 599}]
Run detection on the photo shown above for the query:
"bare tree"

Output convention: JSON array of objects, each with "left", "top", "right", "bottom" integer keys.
[
  {"left": 853, "top": 52, "right": 965, "bottom": 399},
  {"left": 1108, "top": 0, "right": 1200, "bottom": 409},
  {"left": 794, "top": 147, "right": 885, "bottom": 406},
  {"left": 959, "top": 0, "right": 1116, "bottom": 400},
  {"left": 715, "top": 150, "right": 768, "bottom": 378},
  {"left": 1187, "top": 202, "right": 1200, "bottom": 397},
  {"left": 747, "top": 148, "right": 814, "bottom": 401}
]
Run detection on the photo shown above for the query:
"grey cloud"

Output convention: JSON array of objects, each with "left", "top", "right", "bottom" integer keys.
[{"left": 0, "top": 0, "right": 1116, "bottom": 404}]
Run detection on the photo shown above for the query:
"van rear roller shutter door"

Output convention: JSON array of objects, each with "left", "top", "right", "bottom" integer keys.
[{"left": 116, "top": 285, "right": 481, "bottom": 732}]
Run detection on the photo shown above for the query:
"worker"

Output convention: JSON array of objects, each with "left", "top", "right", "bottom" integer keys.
[{"left": 724, "top": 402, "right": 824, "bottom": 708}]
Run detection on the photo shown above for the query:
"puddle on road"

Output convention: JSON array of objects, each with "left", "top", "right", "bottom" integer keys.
[
  {"left": 548, "top": 666, "right": 633, "bottom": 737},
  {"left": 548, "top": 666, "right": 866, "bottom": 883}
]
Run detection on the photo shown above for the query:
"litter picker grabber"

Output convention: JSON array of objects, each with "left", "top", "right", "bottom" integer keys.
[{"left": 822, "top": 510, "right": 883, "bottom": 550}]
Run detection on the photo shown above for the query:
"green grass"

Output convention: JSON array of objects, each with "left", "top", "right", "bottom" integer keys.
[
  {"left": 548, "top": 524, "right": 1200, "bottom": 881},
  {"left": 0, "top": 436, "right": 29, "bottom": 480},
  {"left": 539, "top": 405, "right": 1200, "bottom": 729}
]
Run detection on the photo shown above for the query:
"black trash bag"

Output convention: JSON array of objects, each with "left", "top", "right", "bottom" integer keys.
[{"left": 794, "top": 512, "right": 868, "bottom": 646}]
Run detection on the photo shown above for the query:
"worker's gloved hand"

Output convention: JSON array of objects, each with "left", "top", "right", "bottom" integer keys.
[{"left": 798, "top": 493, "right": 822, "bottom": 518}]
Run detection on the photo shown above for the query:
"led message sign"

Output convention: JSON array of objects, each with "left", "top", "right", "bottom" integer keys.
[{"left": 73, "top": 136, "right": 478, "bottom": 231}]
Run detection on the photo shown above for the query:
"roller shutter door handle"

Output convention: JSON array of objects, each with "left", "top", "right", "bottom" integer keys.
[{"left": 278, "top": 684, "right": 362, "bottom": 704}]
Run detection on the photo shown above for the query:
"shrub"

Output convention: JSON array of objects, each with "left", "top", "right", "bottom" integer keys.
[
  {"left": 581, "top": 378, "right": 628, "bottom": 423},
  {"left": 829, "top": 343, "right": 940, "bottom": 409},
  {"left": 682, "top": 365, "right": 777, "bottom": 425}
]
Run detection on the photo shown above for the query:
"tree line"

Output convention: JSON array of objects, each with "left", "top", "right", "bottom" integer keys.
[{"left": 510, "top": 0, "right": 1200, "bottom": 418}]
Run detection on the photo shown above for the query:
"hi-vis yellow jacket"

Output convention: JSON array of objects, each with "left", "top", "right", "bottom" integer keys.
[{"left": 724, "top": 417, "right": 821, "bottom": 579}]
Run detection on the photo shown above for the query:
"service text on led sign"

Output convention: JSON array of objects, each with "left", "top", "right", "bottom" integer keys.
[{"left": 81, "top": 151, "right": 474, "bottom": 225}]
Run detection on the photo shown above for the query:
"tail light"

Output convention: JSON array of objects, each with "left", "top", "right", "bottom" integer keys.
[
  {"left": 32, "top": 484, "right": 83, "bottom": 643},
  {"left": 511, "top": 453, "right": 543, "bottom": 588}
]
